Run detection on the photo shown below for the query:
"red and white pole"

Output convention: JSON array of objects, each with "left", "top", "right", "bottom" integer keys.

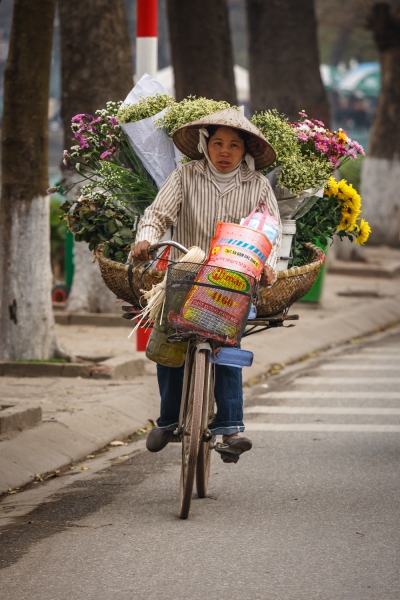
[{"left": 136, "top": 0, "right": 158, "bottom": 79}]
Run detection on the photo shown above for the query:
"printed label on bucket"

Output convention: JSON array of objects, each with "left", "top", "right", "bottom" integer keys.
[
  {"left": 178, "top": 264, "right": 252, "bottom": 344},
  {"left": 206, "top": 221, "right": 272, "bottom": 278}
]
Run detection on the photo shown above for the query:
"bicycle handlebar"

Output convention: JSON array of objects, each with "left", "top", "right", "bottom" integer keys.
[{"left": 148, "top": 240, "right": 189, "bottom": 257}]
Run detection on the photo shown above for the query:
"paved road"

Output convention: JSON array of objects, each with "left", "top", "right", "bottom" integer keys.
[{"left": 1, "top": 329, "right": 399, "bottom": 600}]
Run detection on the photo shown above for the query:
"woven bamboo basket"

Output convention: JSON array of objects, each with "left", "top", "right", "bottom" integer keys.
[{"left": 95, "top": 242, "right": 325, "bottom": 315}]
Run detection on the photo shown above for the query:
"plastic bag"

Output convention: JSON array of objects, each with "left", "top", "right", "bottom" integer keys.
[{"left": 240, "top": 201, "right": 280, "bottom": 244}]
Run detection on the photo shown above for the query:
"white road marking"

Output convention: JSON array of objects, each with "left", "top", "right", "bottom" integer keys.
[
  {"left": 333, "top": 355, "right": 400, "bottom": 361},
  {"left": 360, "top": 348, "right": 400, "bottom": 353},
  {"left": 295, "top": 377, "right": 400, "bottom": 385},
  {"left": 319, "top": 364, "right": 400, "bottom": 371},
  {"left": 244, "top": 406, "right": 400, "bottom": 415},
  {"left": 245, "top": 423, "right": 400, "bottom": 432},
  {"left": 258, "top": 391, "right": 400, "bottom": 399}
]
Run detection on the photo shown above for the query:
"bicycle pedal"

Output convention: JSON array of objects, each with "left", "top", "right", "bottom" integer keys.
[
  {"left": 214, "top": 446, "right": 240, "bottom": 464},
  {"left": 220, "top": 454, "right": 240, "bottom": 464}
]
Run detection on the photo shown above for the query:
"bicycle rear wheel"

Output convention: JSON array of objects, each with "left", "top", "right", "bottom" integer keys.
[
  {"left": 196, "top": 354, "right": 214, "bottom": 498},
  {"left": 178, "top": 348, "right": 206, "bottom": 519}
]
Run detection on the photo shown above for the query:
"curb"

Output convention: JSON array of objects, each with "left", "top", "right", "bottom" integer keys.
[
  {"left": 54, "top": 311, "right": 132, "bottom": 328},
  {"left": 328, "top": 260, "right": 400, "bottom": 279},
  {"left": 0, "top": 355, "right": 146, "bottom": 380},
  {"left": 0, "top": 405, "right": 42, "bottom": 435},
  {"left": 0, "top": 394, "right": 158, "bottom": 495}
]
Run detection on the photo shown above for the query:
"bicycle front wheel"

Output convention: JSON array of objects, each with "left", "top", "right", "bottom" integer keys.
[
  {"left": 178, "top": 348, "right": 206, "bottom": 520},
  {"left": 196, "top": 353, "right": 214, "bottom": 498}
]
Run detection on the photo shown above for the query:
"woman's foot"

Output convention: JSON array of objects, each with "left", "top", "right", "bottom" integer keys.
[
  {"left": 216, "top": 434, "right": 252, "bottom": 463},
  {"left": 146, "top": 426, "right": 178, "bottom": 452}
]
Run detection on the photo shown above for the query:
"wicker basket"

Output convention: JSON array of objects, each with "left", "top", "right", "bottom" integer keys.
[
  {"left": 256, "top": 242, "right": 325, "bottom": 316},
  {"left": 96, "top": 242, "right": 325, "bottom": 315}
]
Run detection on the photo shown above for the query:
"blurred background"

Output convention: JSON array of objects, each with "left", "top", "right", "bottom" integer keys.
[{"left": 0, "top": 0, "right": 389, "bottom": 284}]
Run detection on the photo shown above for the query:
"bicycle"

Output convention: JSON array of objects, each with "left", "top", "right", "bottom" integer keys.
[{"left": 146, "top": 241, "right": 298, "bottom": 519}]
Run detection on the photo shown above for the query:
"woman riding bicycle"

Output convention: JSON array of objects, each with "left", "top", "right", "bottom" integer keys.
[{"left": 131, "top": 109, "right": 281, "bottom": 463}]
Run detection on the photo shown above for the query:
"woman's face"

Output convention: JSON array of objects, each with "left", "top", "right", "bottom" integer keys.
[{"left": 207, "top": 126, "right": 245, "bottom": 172}]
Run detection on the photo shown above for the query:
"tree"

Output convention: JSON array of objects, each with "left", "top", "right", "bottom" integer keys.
[
  {"left": 0, "top": 0, "right": 58, "bottom": 360},
  {"left": 166, "top": 0, "right": 237, "bottom": 104},
  {"left": 360, "top": 1, "right": 400, "bottom": 246},
  {"left": 246, "top": 0, "right": 330, "bottom": 124},
  {"left": 59, "top": 0, "right": 134, "bottom": 312},
  {"left": 315, "top": 0, "right": 369, "bottom": 65}
]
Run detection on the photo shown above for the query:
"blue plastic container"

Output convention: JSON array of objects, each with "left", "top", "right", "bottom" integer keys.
[{"left": 211, "top": 348, "right": 254, "bottom": 368}]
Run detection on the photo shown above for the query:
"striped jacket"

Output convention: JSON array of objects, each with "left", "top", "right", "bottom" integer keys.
[{"left": 136, "top": 158, "right": 281, "bottom": 269}]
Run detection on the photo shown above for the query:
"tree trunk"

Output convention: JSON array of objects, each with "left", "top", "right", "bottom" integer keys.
[
  {"left": 166, "top": 0, "right": 237, "bottom": 103},
  {"left": 59, "top": 0, "right": 134, "bottom": 312},
  {"left": 246, "top": 0, "right": 330, "bottom": 124},
  {"left": 360, "top": 3, "right": 400, "bottom": 246},
  {"left": 329, "top": 28, "right": 351, "bottom": 66},
  {"left": 0, "top": 0, "right": 59, "bottom": 360}
]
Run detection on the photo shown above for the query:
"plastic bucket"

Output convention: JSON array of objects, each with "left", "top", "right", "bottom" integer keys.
[
  {"left": 136, "top": 325, "right": 152, "bottom": 352},
  {"left": 298, "top": 240, "right": 328, "bottom": 303},
  {"left": 207, "top": 221, "right": 272, "bottom": 278},
  {"left": 276, "top": 220, "right": 296, "bottom": 271}
]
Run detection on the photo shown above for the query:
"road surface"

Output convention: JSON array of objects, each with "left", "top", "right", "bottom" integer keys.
[{"left": 1, "top": 328, "right": 399, "bottom": 599}]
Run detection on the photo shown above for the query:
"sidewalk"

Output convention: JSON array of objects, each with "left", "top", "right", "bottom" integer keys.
[{"left": 1, "top": 268, "right": 400, "bottom": 495}]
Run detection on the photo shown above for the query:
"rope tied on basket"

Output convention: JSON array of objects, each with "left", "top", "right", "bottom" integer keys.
[{"left": 128, "top": 246, "right": 206, "bottom": 339}]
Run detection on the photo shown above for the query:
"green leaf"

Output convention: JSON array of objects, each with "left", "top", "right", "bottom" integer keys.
[
  {"left": 108, "top": 220, "right": 117, "bottom": 233},
  {"left": 118, "top": 226, "right": 133, "bottom": 239}
]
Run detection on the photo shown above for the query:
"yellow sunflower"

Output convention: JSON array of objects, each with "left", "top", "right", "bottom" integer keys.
[
  {"left": 337, "top": 212, "right": 355, "bottom": 231},
  {"left": 325, "top": 177, "right": 339, "bottom": 197},
  {"left": 354, "top": 219, "right": 371, "bottom": 245},
  {"left": 342, "top": 197, "right": 361, "bottom": 224}
]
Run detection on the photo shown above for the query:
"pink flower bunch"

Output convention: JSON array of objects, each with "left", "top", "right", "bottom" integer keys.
[
  {"left": 70, "top": 111, "right": 124, "bottom": 162},
  {"left": 62, "top": 149, "right": 74, "bottom": 169},
  {"left": 291, "top": 112, "right": 365, "bottom": 168}
]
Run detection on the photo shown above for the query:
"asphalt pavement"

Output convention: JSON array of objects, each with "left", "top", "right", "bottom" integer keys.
[
  {"left": 1, "top": 269, "right": 400, "bottom": 495},
  {"left": 1, "top": 327, "right": 399, "bottom": 599}
]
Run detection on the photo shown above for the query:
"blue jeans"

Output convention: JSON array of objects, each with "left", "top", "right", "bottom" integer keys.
[{"left": 156, "top": 363, "right": 244, "bottom": 436}]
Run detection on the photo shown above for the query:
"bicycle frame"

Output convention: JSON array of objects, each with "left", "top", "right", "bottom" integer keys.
[{"left": 147, "top": 240, "right": 299, "bottom": 518}]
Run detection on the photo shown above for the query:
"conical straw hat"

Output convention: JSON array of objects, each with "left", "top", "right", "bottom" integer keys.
[{"left": 173, "top": 108, "right": 276, "bottom": 170}]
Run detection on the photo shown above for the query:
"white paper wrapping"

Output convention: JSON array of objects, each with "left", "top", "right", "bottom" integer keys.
[
  {"left": 265, "top": 166, "right": 324, "bottom": 220},
  {"left": 119, "top": 74, "right": 181, "bottom": 189}
]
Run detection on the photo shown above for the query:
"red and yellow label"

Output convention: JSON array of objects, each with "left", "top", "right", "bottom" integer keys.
[
  {"left": 206, "top": 289, "right": 238, "bottom": 308},
  {"left": 207, "top": 268, "right": 250, "bottom": 292}
]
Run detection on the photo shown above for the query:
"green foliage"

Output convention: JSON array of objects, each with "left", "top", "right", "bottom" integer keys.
[
  {"left": 14, "top": 358, "right": 68, "bottom": 363},
  {"left": 157, "top": 96, "right": 238, "bottom": 137},
  {"left": 50, "top": 195, "right": 67, "bottom": 279},
  {"left": 339, "top": 155, "right": 364, "bottom": 189},
  {"left": 50, "top": 196, "right": 67, "bottom": 255},
  {"left": 117, "top": 93, "right": 175, "bottom": 124},
  {"left": 293, "top": 183, "right": 361, "bottom": 265},
  {"left": 60, "top": 194, "right": 140, "bottom": 263}
]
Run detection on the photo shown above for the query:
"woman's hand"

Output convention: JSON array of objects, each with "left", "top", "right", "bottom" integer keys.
[
  {"left": 260, "top": 264, "right": 277, "bottom": 287},
  {"left": 131, "top": 240, "right": 151, "bottom": 262}
]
